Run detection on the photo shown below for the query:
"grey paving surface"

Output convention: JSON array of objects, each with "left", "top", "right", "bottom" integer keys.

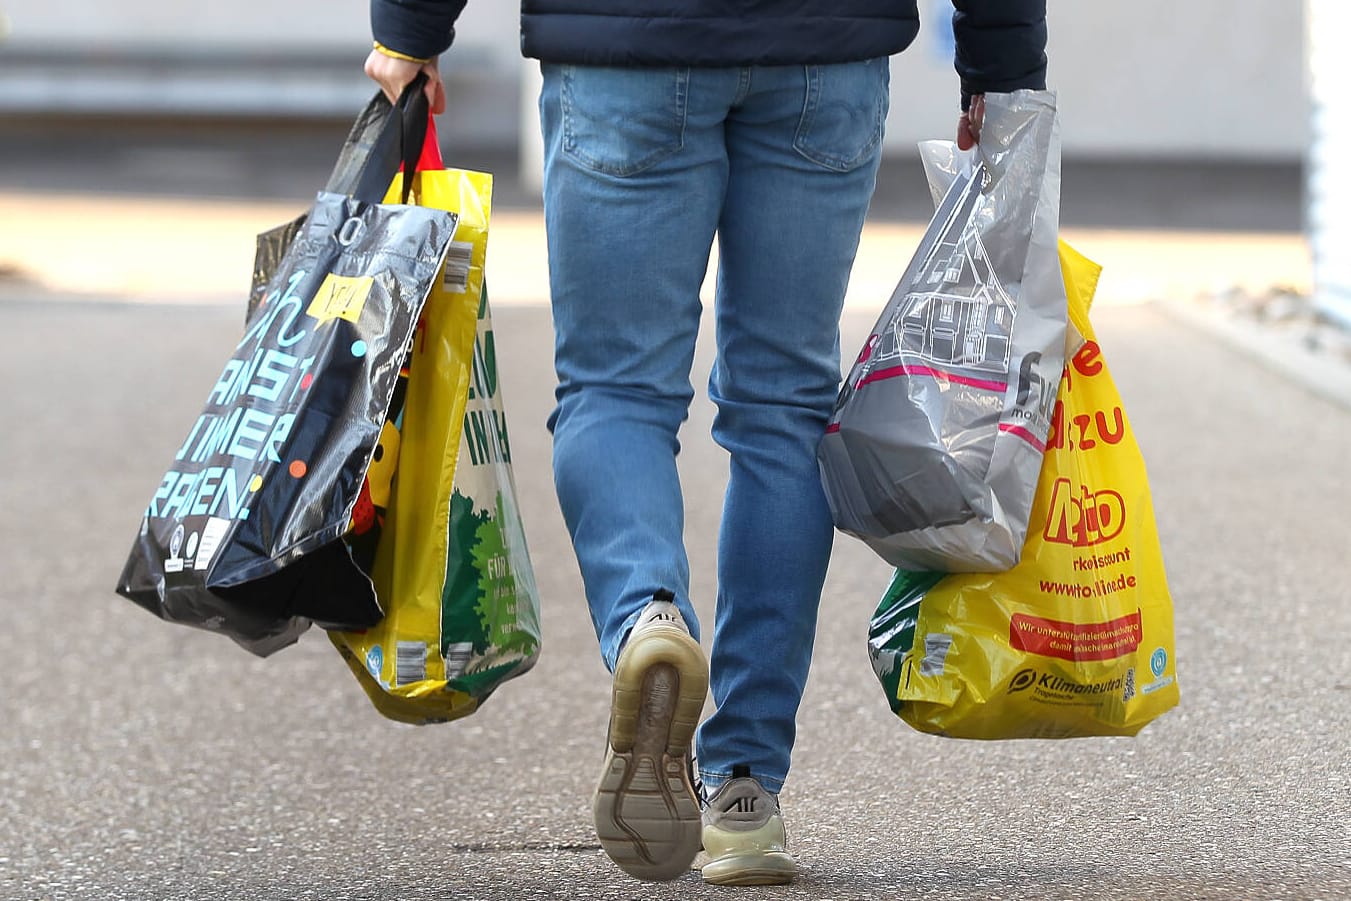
[{"left": 2, "top": 295, "right": 1349, "bottom": 900}]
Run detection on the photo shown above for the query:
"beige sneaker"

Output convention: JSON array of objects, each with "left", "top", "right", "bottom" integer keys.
[
  {"left": 593, "top": 591, "right": 709, "bottom": 881},
  {"left": 700, "top": 773, "right": 798, "bottom": 886}
]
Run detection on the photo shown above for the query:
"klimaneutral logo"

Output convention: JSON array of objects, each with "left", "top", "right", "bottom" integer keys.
[
  {"left": 1006, "top": 667, "right": 1129, "bottom": 701},
  {"left": 1009, "top": 668, "right": 1038, "bottom": 692}
]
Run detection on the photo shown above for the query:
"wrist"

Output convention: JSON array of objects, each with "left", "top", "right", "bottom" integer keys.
[{"left": 372, "top": 41, "right": 432, "bottom": 65}]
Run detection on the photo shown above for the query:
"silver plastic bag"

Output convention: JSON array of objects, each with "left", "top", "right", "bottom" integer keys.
[{"left": 818, "top": 90, "right": 1066, "bottom": 572}]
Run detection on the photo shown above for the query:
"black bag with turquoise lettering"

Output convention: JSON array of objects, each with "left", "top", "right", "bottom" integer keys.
[{"left": 116, "top": 86, "right": 457, "bottom": 656}]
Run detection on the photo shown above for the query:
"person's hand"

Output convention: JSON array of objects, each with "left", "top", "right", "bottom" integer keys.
[
  {"left": 957, "top": 93, "right": 985, "bottom": 150},
  {"left": 364, "top": 47, "right": 446, "bottom": 115}
]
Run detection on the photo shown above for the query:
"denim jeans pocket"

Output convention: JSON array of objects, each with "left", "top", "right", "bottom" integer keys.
[
  {"left": 560, "top": 65, "right": 689, "bottom": 177},
  {"left": 793, "top": 58, "right": 890, "bottom": 172}
]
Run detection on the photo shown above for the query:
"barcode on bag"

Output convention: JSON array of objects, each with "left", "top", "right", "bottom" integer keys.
[
  {"left": 443, "top": 642, "right": 474, "bottom": 678},
  {"left": 395, "top": 641, "right": 427, "bottom": 685},
  {"left": 442, "top": 241, "right": 473, "bottom": 293},
  {"left": 919, "top": 633, "right": 953, "bottom": 676}
]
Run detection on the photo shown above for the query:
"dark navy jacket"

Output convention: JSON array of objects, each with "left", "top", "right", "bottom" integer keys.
[{"left": 371, "top": 1, "right": 1046, "bottom": 104}]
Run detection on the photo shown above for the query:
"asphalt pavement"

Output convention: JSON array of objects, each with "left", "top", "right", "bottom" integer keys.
[{"left": 2, "top": 287, "right": 1349, "bottom": 900}]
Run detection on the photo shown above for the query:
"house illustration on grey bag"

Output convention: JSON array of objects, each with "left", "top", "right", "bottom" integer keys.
[{"left": 891, "top": 221, "right": 1016, "bottom": 375}]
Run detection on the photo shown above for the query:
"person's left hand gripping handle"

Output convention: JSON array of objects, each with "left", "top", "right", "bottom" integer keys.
[
  {"left": 366, "top": 44, "right": 446, "bottom": 114},
  {"left": 365, "top": 0, "right": 468, "bottom": 113}
]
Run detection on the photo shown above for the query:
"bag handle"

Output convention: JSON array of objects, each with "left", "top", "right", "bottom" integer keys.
[
  {"left": 395, "top": 76, "right": 431, "bottom": 199},
  {"left": 415, "top": 116, "right": 446, "bottom": 172},
  {"left": 325, "top": 74, "right": 432, "bottom": 205}
]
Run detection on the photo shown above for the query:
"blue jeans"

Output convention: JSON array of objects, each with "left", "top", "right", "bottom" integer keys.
[{"left": 539, "top": 61, "right": 888, "bottom": 793}]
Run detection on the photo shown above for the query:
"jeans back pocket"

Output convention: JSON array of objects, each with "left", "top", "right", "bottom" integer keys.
[
  {"left": 560, "top": 65, "right": 689, "bottom": 177},
  {"left": 793, "top": 58, "right": 890, "bottom": 173}
]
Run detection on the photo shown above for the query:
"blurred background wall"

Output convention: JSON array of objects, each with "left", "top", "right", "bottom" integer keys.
[
  {"left": 0, "top": 0, "right": 1309, "bottom": 162},
  {"left": 0, "top": 0, "right": 1336, "bottom": 325}
]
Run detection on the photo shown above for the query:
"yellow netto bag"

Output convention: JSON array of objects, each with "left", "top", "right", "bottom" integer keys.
[
  {"left": 329, "top": 155, "right": 541, "bottom": 725},
  {"left": 867, "top": 242, "right": 1179, "bottom": 739}
]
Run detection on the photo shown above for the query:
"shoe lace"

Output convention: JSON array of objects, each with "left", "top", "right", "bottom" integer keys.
[{"left": 688, "top": 754, "right": 706, "bottom": 806}]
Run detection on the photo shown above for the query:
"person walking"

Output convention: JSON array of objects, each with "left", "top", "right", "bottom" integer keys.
[{"left": 365, "top": 0, "right": 1048, "bottom": 885}]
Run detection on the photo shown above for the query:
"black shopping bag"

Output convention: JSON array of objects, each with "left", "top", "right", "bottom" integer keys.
[{"left": 116, "top": 83, "right": 458, "bottom": 656}]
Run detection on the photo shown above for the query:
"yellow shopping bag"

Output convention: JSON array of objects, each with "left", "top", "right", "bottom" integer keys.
[
  {"left": 329, "top": 143, "right": 541, "bottom": 725},
  {"left": 867, "top": 242, "right": 1179, "bottom": 739}
]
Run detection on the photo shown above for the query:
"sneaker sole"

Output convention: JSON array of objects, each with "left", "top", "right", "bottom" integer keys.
[
  {"left": 594, "top": 627, "right": 708, "bottom": 881},
  {"left": 701, "top": 851, "right": 798, "bottom": 886}
]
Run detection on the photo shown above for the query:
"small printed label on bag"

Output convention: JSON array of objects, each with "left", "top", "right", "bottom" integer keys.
[
  {"left": 442, "top": 242, "right": 473, "bottom": 294},
  {"left": 920, "top": 633, "right": 953, "bottom": 676},
  {"left": 1142, "top": 675, "right": 1175, "bottom": 695},
  {"left": 395, "top": 641, "right": 427, "bottom": 685},
  {"left": 193, "top": 517, "right": 231, "bottom": 571},
  {"left": 164, "top": 524, "right": 186, "bottom": 572}
]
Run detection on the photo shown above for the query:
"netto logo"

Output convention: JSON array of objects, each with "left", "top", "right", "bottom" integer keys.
[
  {"left": 1043, "top": 479, "right": 1125, "bottom": 547},
  {"left": 1008, "top": 668, "right": 1038, "bottom": 693}
]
